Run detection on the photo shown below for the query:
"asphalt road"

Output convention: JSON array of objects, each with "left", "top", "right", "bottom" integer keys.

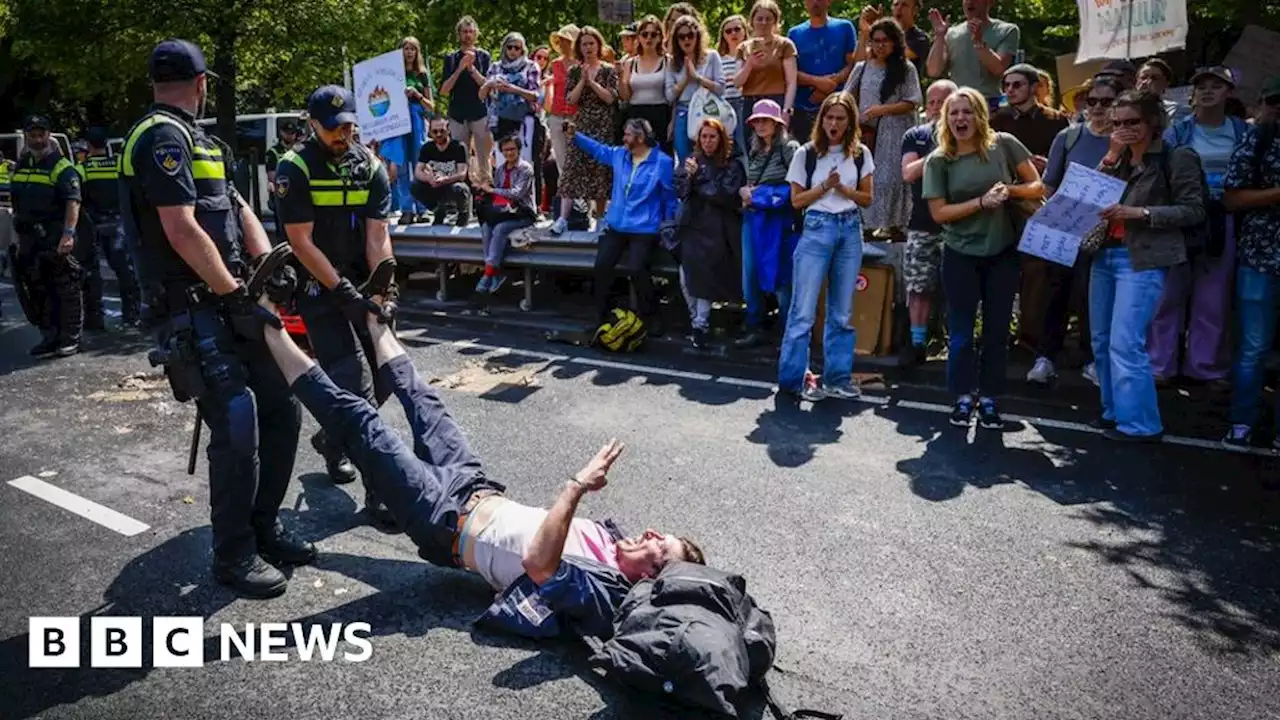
[{"left": 0, "top": 286, "right": 1278, "bottom": 720}]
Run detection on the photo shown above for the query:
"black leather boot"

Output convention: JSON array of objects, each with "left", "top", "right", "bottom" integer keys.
[
  {"left": 213, "top": 554, "right": 288, "bottom": 599},
  {"left": 311, "top": 430, "right": 357, "bottom": 484},
  {"left": 256, "top": 521, "right": 317, "bottom": 567}
]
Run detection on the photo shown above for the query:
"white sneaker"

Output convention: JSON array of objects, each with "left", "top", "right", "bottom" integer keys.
[
  {"left": 549, "top": 217, "right": 568, "bottom": 236},
  {"left": 1026, "top": 357, "right": 1057, "bottom": 384},
  {"left": 1081, "top": 362, "right": 1099, "bottom": 387}
]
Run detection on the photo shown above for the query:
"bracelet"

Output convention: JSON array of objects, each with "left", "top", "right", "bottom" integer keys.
[{"left": 978, "top": 197, "right": 987, "bottom": 210}]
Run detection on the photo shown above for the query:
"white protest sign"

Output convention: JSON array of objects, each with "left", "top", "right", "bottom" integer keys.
[
  {"left": 1018, "top": 162, "right": 1128, "bottom": 267},
  {"left": 353, "top": 50, "right": 410, "bottom": 143},
  {"left": 598, "top": 0, "right": 634, "bottom": 24},
  {"left": 1075, "top": 0, "right": 1187, "bottom": 62},
  {"left": 1223, "top": 25, "right": 1280, "bottom": 105}
]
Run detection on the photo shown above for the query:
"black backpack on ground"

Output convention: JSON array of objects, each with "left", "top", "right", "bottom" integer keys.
[{"left": 584, "top": 561, "right": 843, "bottom": 719}]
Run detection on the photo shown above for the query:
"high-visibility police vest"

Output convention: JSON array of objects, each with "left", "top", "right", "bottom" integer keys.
[
  {"left": 77, "top": 154, "right": 122, "bottom": 221},
  {"left": 0, "top": 160, "right": 15, "bottom": 205},
  {"left": 120, "top": 107, "right": 244, "bottom": 297},
  {"left": 276, "top": 141, "right": 382, "bottom": 274},
  {"left": 11, "top": 153, "right": 76, "bottom": 225}
]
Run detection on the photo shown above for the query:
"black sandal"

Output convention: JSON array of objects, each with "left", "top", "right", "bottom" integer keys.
[{"left": 246, "top": 243, "right": 295, "bottom": 299}]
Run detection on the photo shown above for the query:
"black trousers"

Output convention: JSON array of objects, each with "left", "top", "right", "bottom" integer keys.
[
  {"left": 942, "top": 246, "right": 1020, "bottom": 397},
  {"left": 291, "top": 354, "right": 506, "bottom": 568},
  {"left": 81, "top": 216, "right": 142, "bottom": 325},
  {"left": 166, "top": 304, "right": 302, "bottom": 561},
  {"left": 410, "top": 181, "right": 472, "bottom": 217},
  {"left": 594, "top": 230, "right": 657, "bottom": 323},
  {"left": 16, "top": 227, "right": 83, "bottom": 342}
]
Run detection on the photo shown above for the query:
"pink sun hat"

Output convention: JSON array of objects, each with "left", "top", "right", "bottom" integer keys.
[{"left": 746, "top": 99, "right": 786, "bottom": 125}]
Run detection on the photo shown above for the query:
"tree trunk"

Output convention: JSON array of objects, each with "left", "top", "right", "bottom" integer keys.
[{"left": 211, "top": 29, "right": 238, "bottom": 155}]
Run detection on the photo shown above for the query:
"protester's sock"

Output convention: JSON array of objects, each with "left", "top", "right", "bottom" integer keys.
[
  {"left": 484, "top": 265, "right": 497, "bottom": 277},
  {"left": 910, "top": 326, "right": 927, "bottom": 347}
]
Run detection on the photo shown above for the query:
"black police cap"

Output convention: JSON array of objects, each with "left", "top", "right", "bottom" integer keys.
[
  {"left": 150, "top": 39, "right": 219, "bottom": 82},
  {"left": 85, "top": 127, "right": 110, "bottom": 148},
  {"left": 23, "top": 114, "right": 51, "bottom": 132},
  {"left": 307, "top": 85, "right": 358, "bottom": 131}
]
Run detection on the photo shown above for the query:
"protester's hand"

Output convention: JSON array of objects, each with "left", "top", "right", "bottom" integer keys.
[
  {"left": 823, "top": 168, "right": 842, "bottom": 191},
  {"left": 929, "top": 8, "right": 949, "bottom": 38},
  {"left": 739, "top": 185, "right": 755, "bottom": 205},
  {"left": 1100, "top": 204, "right": 1145, "bottom": 222},
  {"left": 56, "top": 232, "right": 74, "bottom": 255},
  {"left": 574, "top": 438, "right": 626, "bottom": 492},
  {"left": 264, "top": 263, "right": 297, "bottom": 305},
  {"left": 863, "top": 104, "right": 885, "bottom": 121},
  {"left": 967, "top": 18, "right": 986, "bottom": 41},
  {"left": 684, "top": 54, "right": 695, "bottom": 76},
  {"left": 683, "top": 156, "right": 699, "bottom": 176},
  {"left": 223, "top": 283, "right": 282, "bottom": 342},
  {"left": 812, "top": 75, "right": 839, "bottom": 95},
  {"left": 477, "top": 182, "right": 494, "bottom": 194},
  {"left": 1031, "top": 154, "right": 1048, "bottom": 172},
  {"left": 564, "top": 120, "right": 577, "bottom": 140},
  {"left": 860, "top": 5, "right": 883, "bottom": 32},
  {"left": 461, "top": 51, "right": 476, "bottom": 69},
  {"left": 406, "top": 87, "right": 422, "bottom": 101},
  {"left": 981, "top": 182, "right": 1009, "bottom": 208},
  {"left": 1102, "top": 135, "right": 1125, "bottom": 166}
]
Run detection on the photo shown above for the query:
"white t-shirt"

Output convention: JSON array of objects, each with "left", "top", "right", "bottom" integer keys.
[
  {"left": 785, "top": 143, "right": 875, "bottom": 215},
  {"left": 465, "top": 498, "right": 620, "bottom": 592}
]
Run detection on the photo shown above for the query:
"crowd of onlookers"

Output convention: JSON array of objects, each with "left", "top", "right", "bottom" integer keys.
[{"left": 289, "top": 1, "right": 1278, "bottom": 448}]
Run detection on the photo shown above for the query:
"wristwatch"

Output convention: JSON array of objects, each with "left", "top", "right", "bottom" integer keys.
[
  {"left": 61, "top": 228, "right": 75, "bottom": 237},
  {"left": 1141, "top": 208, "right": 1151, "bottom": 222}
]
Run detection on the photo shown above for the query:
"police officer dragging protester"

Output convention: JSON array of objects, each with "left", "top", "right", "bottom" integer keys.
[
  {"left": 274, "top": 85, "right": 400, "bottom": 525},
  {"left": 265, "top": 119, "right": 302, "bottom": 243},
  {"left": 122, "top": 39, "right": 311, "bottom": 598},
  {"left": 10, "top": 113, "right": 85, "bottom": 358},
  {"left": 78, "top": 127, "right": 143, "bottom": 328}
]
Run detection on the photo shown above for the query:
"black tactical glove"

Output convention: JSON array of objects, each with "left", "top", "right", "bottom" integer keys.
[
  {"left": 265, "top": 263, "right": 298, "bottom": 305},
  {"left": 221, "top": 283, "right": 282, "bottom": 342},
  {"left": 331, "top": 277, "right": 380, "bottom": 325},
  {"left": 359, "top": 258, "right": 399, "bottom": 325}
]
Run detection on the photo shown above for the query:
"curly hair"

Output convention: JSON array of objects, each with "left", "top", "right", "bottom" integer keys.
[
  {"left": 1113, "top": 89, "right": 1168, "bottom": 136},
  {"left": 811, "top": 91, "right": 863, "bottom": 158},
  {"left": 695, "top": 118, "right": 732, "bottom": 166},
  {"left": 936, "top": 87, "right": 996, "bottom": 161},
  {"left": 670, "top": 15, "right": 710, "bottom": 69}
]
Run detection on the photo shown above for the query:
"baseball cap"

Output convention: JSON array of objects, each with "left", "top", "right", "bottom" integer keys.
[
  {"left": 307, "top": 85, "right": 358, "bottom": 130},
  {"left": 149, "top": 39, "right": 218, "bottom": 82},
  {"left": 85, "top": 127, "right": 110, "bottom": 148},
  {"left": 23, "top": 114, "right": 51, "bottom": 132},
  {"left": 1191, "top": 66, "right": 1235, "bottom": 87},
  {"left": 620, "top": 23, "right": 638, "bottom": 36}
]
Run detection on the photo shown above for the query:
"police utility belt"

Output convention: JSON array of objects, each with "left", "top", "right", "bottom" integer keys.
[{"left": 148, "top": 275, "right": 245, "bottom": 403}]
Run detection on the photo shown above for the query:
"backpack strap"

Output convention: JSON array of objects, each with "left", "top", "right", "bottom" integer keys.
[
  {"left": 761, "top": 675, "right": 845, "bottom": 720},
  {"left": 804, "top": 142, "right": 818, "bottom": 188}
]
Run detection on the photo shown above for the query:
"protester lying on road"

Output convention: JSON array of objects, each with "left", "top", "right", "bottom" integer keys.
[{"left": 255, "top": 268, "right": 706, "bottom": 638}]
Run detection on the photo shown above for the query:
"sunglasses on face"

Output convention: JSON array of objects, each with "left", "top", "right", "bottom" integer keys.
[
  {"left": 725, "top": 26, "right": 744, "bottom": 35},
  {"left": 678, "top": 32, "right": 695, "bottom": 41},
  {"left": 640, "top": 30, "right": 659, "bottom": 39},
  {"left": 1112, "top": 118, "right": 1144, "bottom": 128},
  {"left": 506, "top": 44, "right": 522, "bottom": 51},
  {"left": 1085, "top": 97, "right": 1115, "bottom": 107}
]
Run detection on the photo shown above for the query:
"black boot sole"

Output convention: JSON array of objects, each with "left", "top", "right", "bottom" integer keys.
[
  {"left": 359, "top": 257, "right": 397, "bottom": 297},
  {"left": 259, "top": 547, "right": 317, "bottom": 567},
  {"left": 213, "top": 572, "right": 288, "bottom": 599},
  {"left": 246, "top": 243, "right": 295, "bottom": 298}
]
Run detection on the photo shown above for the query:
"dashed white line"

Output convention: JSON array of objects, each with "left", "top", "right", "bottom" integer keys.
[{"left": 8, "top": 476, "right": 151, "bottom": 537}]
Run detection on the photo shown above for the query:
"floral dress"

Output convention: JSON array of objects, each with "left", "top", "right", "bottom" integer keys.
[
  {"left": 845, "top": 60, "right": 922, "bottom": 230},
  {"left": 559, "top": 63, "right": 618, "bottom": 199}
]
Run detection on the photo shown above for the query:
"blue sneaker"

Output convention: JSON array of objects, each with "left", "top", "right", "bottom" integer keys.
[
  {"left": 474, "top": 275, "right": 493, "bottom": 293},
  {"left": 488, "top": 274, "right": 507, "bottom": 293}
]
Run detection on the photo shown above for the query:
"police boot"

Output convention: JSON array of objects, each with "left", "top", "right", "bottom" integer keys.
[
  {"left": 256, "top": 520, "right": 317, "bottom": 567},
  {"left": 29, "top": 333, "right": 59, "bottom": 359},
  {"left": 213, "top": 554, "right": 288, "bottom": 599},
  {"left": 364, "top": 489, "right": 401, "bottom": 530},
  {"left": 311, "top": 429, "right": 357, "bottom": 484}
]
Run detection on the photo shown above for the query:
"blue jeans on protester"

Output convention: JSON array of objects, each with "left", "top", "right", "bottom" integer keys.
[
  {"left": 1229, "top": 264, "right": 1280, "bottom": 427},
  {"left": 387, "top": 105, "right": 428, "bottom": 216},
  {"left": 673, "top": 103, "right": 691, "bottom": 161},
  {"left": 778, "top": 210, "right": 862, "bottom": 392},
  {"left": 942, "top": 246, "right": 1019, "bottom": 397},
  {"left": 1089, "top": 247, "right": 1167, "bottom": 437},
  {"left": 741, "top": 220, "right": 791, "bottom": 330}
]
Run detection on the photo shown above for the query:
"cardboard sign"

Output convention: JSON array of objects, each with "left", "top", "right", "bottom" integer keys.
[
  {"left": 1075, "top": 0, "right": 1188, "bottom": 62},
  {"left": 1223, "top": 25, "right": 1280, "bottom": 103}
]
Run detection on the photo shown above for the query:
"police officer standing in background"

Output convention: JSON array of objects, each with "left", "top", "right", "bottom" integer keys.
[
  {"left": 122, "top": 39, "right": 310, "bottom": 598},
  {"left": 10, "top": 114, "right": 85, "bottom": 358},
  {"left": 265, "top": 118, "right": 302, "bottom": 242},
  {"left": 274, "top": 85, "right": 398, "bottom": 524},
  {"left": 78, "top": 127, "right": 143, "bottom": 328}
]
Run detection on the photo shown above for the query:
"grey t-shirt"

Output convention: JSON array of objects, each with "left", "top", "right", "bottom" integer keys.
[{"left": 1043, "top": 124, "right": 1112, "bottom": 192}]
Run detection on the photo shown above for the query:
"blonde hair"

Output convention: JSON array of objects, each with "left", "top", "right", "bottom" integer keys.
[
  {"left": 671, "top": 15, "right": 710, "bottom": 68},
  {"left": 1036, "top": 69, "right": 1056, "bottom": 109},
  {"left": 936, "top": 87, "right": 997, "bottom": 161},
  {"left": 401, "top": 37, "right": 426, "bottom": 75},
  {"left": 455, "top": 15, "right": 478, "bottom": 39},
  {"left": 811, "top": 92, "right": 862, "bottom": 158},
  {"left": 749, "top": 0, "right": 783, "bottom": 28},
  {"left": 717, "top": 15, "right": 747, "bottom": 56}
]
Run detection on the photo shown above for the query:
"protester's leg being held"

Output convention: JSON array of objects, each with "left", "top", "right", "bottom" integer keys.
[
  {"left": 821, "top": 215, "right": 863, "bottom": 394},
  {"left": 296, "top": 292, "right": 370, "bottom": 484},
  {"left": 778, "top": 214, "right": 835, "bottom": 393},
  {"left": 1109, "top": 252, "right": 1167, "bottom": 438},
  {"left": 243, "top": 338, "right": 308, "bottom": 566},
  {"left": 1228, "top": 265, "right": 1280, "bottom": 431},
  {"left": 1089, "top": 249, "right": 1119, "bottom": 422}
]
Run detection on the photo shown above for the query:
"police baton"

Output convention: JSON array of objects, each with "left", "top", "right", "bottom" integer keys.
[{"left": 187, "top": 407, "right": 202, "bottom": 476}]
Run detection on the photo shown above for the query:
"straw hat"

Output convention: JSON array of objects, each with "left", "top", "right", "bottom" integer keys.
[
  {"left": 1061, "top": 84, "right": 1087, "bottom": 114},
  {"left": 550, "top": 24, "right": 581, "bottom": 53}
]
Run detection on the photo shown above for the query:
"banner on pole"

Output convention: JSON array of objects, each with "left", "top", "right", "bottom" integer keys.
[
  {"left": 353, "top": 50, "right": 410, "bottom": 143},
  {"left": 1075, "top": 0, "right": 1187, "bottom": 63}
]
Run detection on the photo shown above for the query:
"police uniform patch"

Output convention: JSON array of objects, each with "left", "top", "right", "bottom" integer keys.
[
  {"left": 153, "top": 143, "right": 184, "bottom": 176},
  {"left": 276, "top": 174, "right": 289, "bottom": 198}
]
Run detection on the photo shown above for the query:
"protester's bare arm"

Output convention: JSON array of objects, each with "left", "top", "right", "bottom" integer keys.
[{"left": 523, "top": 439, "right": 626, "bottom": 585}]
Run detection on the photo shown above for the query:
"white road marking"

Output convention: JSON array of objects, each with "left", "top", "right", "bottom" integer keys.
[
  {"left": 4, "top": 284, "right": 1273, "bottom": 459},
  {"left": 8, "top": 476, "right": 151, "bottom": 536}
]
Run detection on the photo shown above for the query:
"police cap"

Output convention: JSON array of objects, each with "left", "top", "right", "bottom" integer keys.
[
  {"left": 85, "top": 127, "right": 110, "bottom": 148},
  {"left": 307, "top": 85, "right": 358, "bottom": 131},
  {"left": 24, "top": 114, "right": 51, "bottom": 132},
  {"left": 150, "top": 39, "right": 219, "bottom": 82}
]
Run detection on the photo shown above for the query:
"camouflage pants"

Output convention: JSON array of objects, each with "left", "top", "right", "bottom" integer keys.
[{"left": 904, "top": 230, "right": 943, "bottom": 295}]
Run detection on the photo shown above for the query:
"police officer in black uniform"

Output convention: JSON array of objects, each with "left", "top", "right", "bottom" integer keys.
[
  {"left": 121, "top": 39, "right": 311, "bottom": 598},
  {"left": 265, "top": 119, "right": 302, "bottom": 243},
  {"left": 274, "top": 85, "right": 399, "bottom": 523},
  {"left": 78, "top": 127, "right": 143, "bottom": 328},
  {"left": 10, "top": 114, "right": 85, "bottom": 358}
]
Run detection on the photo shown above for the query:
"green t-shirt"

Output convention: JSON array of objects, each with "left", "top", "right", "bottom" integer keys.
[
  {"left": 921, "top": 132, "right": 1031, "bottom": 257},
  {"left": 945, "top": 19, "right": 1020, "bottom": 98}
]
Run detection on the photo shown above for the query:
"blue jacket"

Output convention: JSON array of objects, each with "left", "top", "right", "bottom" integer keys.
[
  {"left": 474, "top": 518, "right": 632, "bottom": 640},
  {"left": 1163, "top": 115, "right": 1248, "bottom": 150},
  {"left": 746, "top": 184, "right": 798, "bottom": 293},
  {"left": 573, "top": 133, "right": 678, "bottom": 234}
]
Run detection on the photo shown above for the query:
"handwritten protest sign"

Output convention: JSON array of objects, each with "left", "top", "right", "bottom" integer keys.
[
  {"left": 353, "top": 50, "right": 410, "bottom": 143},
  {"left": 1075, "top": 0, "right": 1187, "bottom": 62},
  {"left": 1018, "top": 162, "right": 1127, "bottom": 267}
]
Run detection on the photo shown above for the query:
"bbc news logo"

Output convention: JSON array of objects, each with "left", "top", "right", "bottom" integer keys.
[{"left": 29, "top": 617, "right": 373, "bottom": 668}]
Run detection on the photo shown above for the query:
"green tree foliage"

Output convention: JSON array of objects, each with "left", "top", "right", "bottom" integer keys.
[{"left": 1, "top": 0, "right": 1271, "bottom": 142}]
